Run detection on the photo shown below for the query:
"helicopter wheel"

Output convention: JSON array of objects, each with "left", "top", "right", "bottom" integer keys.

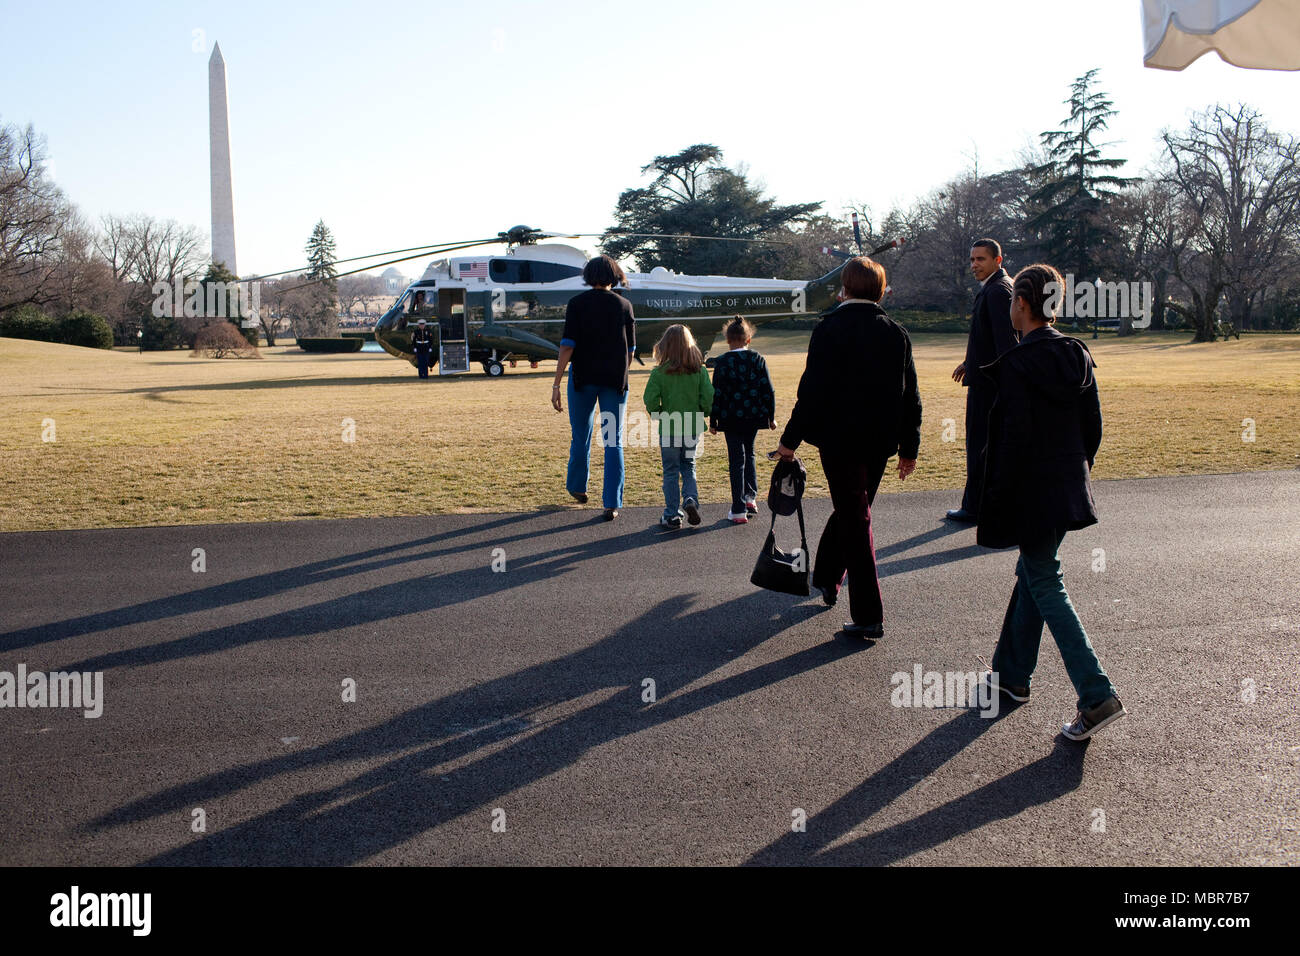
[{"left": 484, "top": 359, "right": 505, "bottom": 377}]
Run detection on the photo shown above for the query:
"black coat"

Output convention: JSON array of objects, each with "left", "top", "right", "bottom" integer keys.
[
  {"left": 411, "top": 327, "right": 436, "bottom": 354},
  {"left": 709, "top": 348, "right": 776, "bottom": 431},
  {"left": 976, "top": 326, "right": 1102, "bottom": 549},
  {"left": 779, "top": 300, "right": 922, "bottom": 462},
  {"left": 963, "top": 268, "right": 1016, "bottom": 386}
]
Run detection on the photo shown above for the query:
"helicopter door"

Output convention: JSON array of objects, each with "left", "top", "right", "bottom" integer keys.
[{"left": 437, "top": 288, "right": 470, "bottom": 374}]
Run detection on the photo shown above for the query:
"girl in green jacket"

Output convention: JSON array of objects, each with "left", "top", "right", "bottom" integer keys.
[{"left": 644, "top": 324, "right": 714, "bottom": 529}]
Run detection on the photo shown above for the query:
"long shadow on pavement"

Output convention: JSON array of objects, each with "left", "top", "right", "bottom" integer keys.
[
  {"left": 3, "top": 510, "right": 609, "bottom": 657},
  {"left": 745, "top": 708, "right": 1086, "bottom": 865},
  {"left": 90, "top": 590, "right": 863, "bottom": 864},
  {"left": 52, "top": 515, "right": 730, "bottom": 672}
]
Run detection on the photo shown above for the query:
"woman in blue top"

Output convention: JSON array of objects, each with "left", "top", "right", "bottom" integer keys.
[{"left": 551, "top": 255, "right": 636, "bottom": 521}]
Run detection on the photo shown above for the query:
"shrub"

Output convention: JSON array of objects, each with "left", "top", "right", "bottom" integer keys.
[
  {"left": 296, "top": 337, "right": 363, "bottom": 353},
  {"left": 57, "top": 310, "right": 114, "bottom": 349},
  {"left": 191, "top": 321, "right": 262, "bottom": 358},
  {"left": 1, "top": 305, "right": 57, "bottom": 341}
]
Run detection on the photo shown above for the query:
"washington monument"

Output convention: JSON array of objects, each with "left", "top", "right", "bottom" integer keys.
[{"left": 209, "top": 42, "right": 237, "bottom": 275}]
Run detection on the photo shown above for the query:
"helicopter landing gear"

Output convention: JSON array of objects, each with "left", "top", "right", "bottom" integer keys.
[{"left": 483, "top": 358, "right": 505, "bottom": 377}]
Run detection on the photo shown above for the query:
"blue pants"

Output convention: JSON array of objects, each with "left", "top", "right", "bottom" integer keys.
[
  {"left": 659, "top": 440, "right": 699, "bottom": 521},
  {"left": 416, "top": 351, "right": 431, "bottom": 378},
  {"left": 723, "top": 424, "right": 760, "bottom": 513},
  {"left": 990, "top": 526, "right": 1117, "bottom": 711},
  {"left": 566, "top": 378, "right": 626, "bottom": 509}
]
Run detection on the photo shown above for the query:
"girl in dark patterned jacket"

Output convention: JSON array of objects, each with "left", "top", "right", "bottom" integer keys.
[{"left": 708, "top": 316, "right": 777, "bottom": 524}]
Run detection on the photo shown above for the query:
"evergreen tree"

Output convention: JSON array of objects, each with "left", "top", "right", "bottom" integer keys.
[
  {"left": 602, "top": 145, "right": 821, "bottom": 277},
  {"left": 1025, "top": 70, "right": 1138, "bottom": 287},
  {"left": 293, "top": 221, "right": 339, "bottom": 336},
  {"left": 305, "top": 220, "right": 338, "bottom": 288}
]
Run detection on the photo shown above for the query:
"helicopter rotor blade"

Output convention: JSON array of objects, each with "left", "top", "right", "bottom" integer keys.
[
  {"left": 238, "top": 238, "right": 499, "bottom": 283},
  {"left": 868, "top": 237, "right": 906, "bottom": 256},
  {"left": 272, "top": 238, "right": 505, "bottom": 295},
  {"left": 591, "top": 231, "right": 793, "bottom": 245}
]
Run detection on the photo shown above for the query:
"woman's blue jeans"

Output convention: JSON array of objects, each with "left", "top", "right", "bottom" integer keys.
[
  {"left": 990, "top": 526, "right": 1118, "bottom": 711},
  {"left": 566, "top": 378, "right": 627, "bottom": 509}
]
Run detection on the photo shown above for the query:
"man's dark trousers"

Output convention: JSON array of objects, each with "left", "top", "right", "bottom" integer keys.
[
  {"left": 961, "top": 382, "right": 994, "bottom": 514},
  {"left": 813, "top": 451, "right": 889, "bottom": 626},
  {"left": 416, "top": 352, "right": 430, "bottom": 378}
]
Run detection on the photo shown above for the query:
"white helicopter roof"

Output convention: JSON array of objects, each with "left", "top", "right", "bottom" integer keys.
[
  {"left": 417, "top": 241, "right": 803, "bottom": 290},
  {"left": 508, "top": 243, "right": 590, "bottom": 265}
]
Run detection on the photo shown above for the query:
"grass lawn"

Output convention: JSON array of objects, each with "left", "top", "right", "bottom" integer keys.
[{"left": 2, "top": 330, "right": 1297, "bottom": 531}]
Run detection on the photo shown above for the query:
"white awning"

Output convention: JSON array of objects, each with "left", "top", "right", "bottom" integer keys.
[{"left": 1143, "top": 0, "right": 1300, "bottom": 70}]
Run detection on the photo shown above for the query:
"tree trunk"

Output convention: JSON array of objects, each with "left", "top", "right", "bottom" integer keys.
[
  {"left": 1150, "top": 272, "right": 1168, "bottom": 330},
  {"left": 1227, "top": 288, "right": 1250, "bottom": 337}
]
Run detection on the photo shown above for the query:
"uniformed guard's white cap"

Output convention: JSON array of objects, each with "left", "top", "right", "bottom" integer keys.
[{"left": 417, "top": 319, "right": 426, "bottom": 325}]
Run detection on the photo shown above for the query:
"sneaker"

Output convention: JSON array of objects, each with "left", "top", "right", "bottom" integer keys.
[
  {"left": 684, "top": 498, "right": 701, "bottom": 526},
  {"left": 660, "top": 516, "right": 682, "bottom": 530},
  {"left": 570, "top": 491, "right": 588, "bottom": 504},
  {"left": 744, "top": 498, "right": 758, "bottom": 515},
  {"left": 603, "top": 508, "right": 619, "bottom": 521},
  {"left": 981, "top": 671, "right": 1030, "bottom": 703},
  {"left": 727, "top": 510, "right": 749, "bottom": 524},
  {"left": 1062, "top": 695, "right": 1127, "bottom": 740}
]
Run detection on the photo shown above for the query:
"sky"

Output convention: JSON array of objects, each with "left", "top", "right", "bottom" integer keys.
[{"left": 2, "top": 0, "right": 1297, "bottom": 278}]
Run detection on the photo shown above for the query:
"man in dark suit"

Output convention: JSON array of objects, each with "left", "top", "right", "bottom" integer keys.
[{"left": 946, "top": 238, "right": 1016, "bottom": 523}]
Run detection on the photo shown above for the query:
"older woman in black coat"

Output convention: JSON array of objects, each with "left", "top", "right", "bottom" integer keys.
[
  {"left": 977, "top": 263, "right": 1125, "bottom": 741},
  {"left": 776, "top": 256, "right": 921, "bottom": 638}
]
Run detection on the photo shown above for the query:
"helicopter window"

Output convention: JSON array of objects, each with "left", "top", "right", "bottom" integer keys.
[
  {"left": 488, "top": 259, "right": 580, "bottom": 284},
  {"left": 489, "top": 259, "right": 532, "bottom": 283},
  {"left": 533, "top": 262, "right": 581, "bottom": 282}
]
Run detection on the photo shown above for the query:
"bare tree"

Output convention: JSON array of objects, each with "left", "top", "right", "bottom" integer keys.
[
  {"left": 887, "top": 161, "right": 1034, "bottom": 312},
  {"left": 1112, "top": 176, "right": 1189, "bottom": 333},
  {"left": 124, "top": 215, "right": 208, "bottom": 291},
  {"left": 265, "top": 275, "right": 336, "bottom": 339},
  {"left": 1162, "top": 104, "right": 1300, "bottom": 340},
  {"left": 0, "top": 121, "right": 81, "bottom": 313},
  {"left": 337, "top": 274, "right": 385, "bottom": 322}
]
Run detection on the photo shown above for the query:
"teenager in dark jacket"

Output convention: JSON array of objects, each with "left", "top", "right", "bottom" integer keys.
[
  {"left": 977, "top": 262, "right": 1125, "bottom": 741},
  {"left": 776, "top": 256, "right": 922, "bottom": 637},
  {"left": 708, "top": 316, "right": 777, "bottom": 523}
]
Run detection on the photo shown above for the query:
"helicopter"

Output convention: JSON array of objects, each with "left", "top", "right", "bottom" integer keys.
[{"left": 369, "top": 223, "right": 905, "bottom": 377}]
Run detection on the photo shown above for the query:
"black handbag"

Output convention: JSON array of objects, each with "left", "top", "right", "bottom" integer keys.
[{"left": 750, "top": 499, "right": 811, "bottom": 596}]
